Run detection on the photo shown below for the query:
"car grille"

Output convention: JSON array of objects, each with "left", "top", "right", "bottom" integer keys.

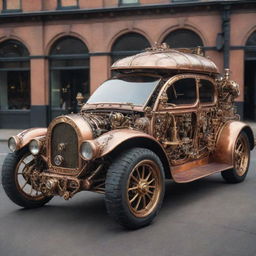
[{"left": 51, "top": 123, "right": 78, "bottom": 169}]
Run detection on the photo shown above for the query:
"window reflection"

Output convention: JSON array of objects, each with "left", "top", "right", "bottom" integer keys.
[
  {"left": 50, "top": 36, "right": 89, "bottom": 119},
  {"left": 0, "top": 40, "right": 30, "bottom": 110}
]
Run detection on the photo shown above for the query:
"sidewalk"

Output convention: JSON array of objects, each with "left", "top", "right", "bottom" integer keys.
[
  {"left": 0, "top": 129, "right": 23, "bottom": 142},
  {"left": 0, "top": 122, "right": 256, "bottom": 142}
]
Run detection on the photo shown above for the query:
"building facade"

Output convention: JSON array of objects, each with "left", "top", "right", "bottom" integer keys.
[{"left": 0, "top": 0, "right": 256, "bottom": 128}]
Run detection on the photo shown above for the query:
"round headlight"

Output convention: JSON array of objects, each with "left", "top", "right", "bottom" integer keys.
[
  {"left": 80, "top": 141, "right": 94, "bottom": 160},
  {"left": 8, "top": 137, "right": 17, "bottom": 153},
  {"left": 29, "top": 139, "right": 40, "bottom": 155}
]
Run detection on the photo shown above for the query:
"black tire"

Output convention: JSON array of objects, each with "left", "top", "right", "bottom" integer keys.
[
  {"left": 105, "top": 148, "right": 165, "bottom": 229},
  {"left": 221, "top": 131, "right": 250, "bottom": 183},
  {"left": 1, "top": 147, "right": 52, "bottom": 208}
]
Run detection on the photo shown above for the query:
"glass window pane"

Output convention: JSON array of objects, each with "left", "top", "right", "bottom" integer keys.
[
  {"left": 51, "top": 69, "right": 90, "bottom": 111},
  {"left": 199, "top": 80, "right": 215, "bottom": 103},
  {"left": 0, "top": 71, "right": 30, "bottom": 110},
  {"left": 163, "top": 29, "right": 203, "bottom": 48},
  {"left": 120, "top": 0, "right": 139, "bottom": 4},
  {"left": 111, "top": 32, "right": 150, "bottom": 63},
  {"left": 87, "top": 76, "right": 160, "bottom": 106},
  {"left": 167, "top": 78, "right": 196, "bottom": 105},
  {"left": 0, "top": 40, "right": 29, "bottom": 57},
  {"left": 245, "top": 31, "right": 256, "bottom": 58},
  {"left": 50, "top": 36, "right": 88, "bottom": 55},
  {"left": 0, "top": 61, "right": 29, "bottom": 69},
  {"left": 50, "top": 59, "right": 89, "bottom": 68}
]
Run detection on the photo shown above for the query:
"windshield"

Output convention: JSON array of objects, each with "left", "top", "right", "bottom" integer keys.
[{"left": 87, "top": 75, "right": 161, "bottom": 106}]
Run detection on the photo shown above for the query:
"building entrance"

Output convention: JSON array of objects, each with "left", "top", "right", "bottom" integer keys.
[
  {"left": 50, "top": 69, "right": 89, "bottom": 119},
  {"left": 49, "top": 36, "right": 90, "bottom": 122},
  {"left": 244, "top": 31, "right": 256, "bottom": 120},
  {"left": 244, "top": 60, "right": 256, "bottom": 120}
]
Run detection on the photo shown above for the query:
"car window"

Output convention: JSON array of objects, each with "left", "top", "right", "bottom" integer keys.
[
  {"left": 199, "top": 80, "right": 215, "bottom": 103},
  {"left": 166, "top": 78, "right": 197, "bottom": 105}
]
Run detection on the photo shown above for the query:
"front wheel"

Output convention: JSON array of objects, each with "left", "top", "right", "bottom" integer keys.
[
  {"left": 105, "top": 148, "right": 165, "bottom": 229},
  {"left": 1, "top": 147, "right": 52, "bottom": 208},
  {"left": 221, "top": 131, "right": 250, "bottom": 183}
]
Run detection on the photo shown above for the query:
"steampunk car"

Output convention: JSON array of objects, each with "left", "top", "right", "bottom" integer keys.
[{"left": 2, "top": 44, "right": 254, "bottom": 229}]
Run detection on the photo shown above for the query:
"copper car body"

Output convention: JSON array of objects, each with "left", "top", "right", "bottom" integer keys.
[{"left": 4, "top": 44, "right": 254, "bottom": 205}]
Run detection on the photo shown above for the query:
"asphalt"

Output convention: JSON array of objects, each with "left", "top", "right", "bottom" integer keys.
[
  {"left": 1, "top": 122, "right": 256, "bottom": 255},
  {"left": 0, "top": 142, "right": 256, "bottom": 256}
]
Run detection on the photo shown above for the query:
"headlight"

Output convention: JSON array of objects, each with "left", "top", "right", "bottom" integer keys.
[
  {"left": 80, "top": 141, "right": 97, "bottom": 160},
  {"left": 29, "top": 139, "right": 40, "bottom": 155},
  {"left": 8, "top": 136, "right": 18, "bottom": 152}
]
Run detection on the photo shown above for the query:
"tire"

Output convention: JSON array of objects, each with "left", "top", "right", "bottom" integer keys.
[
  {"left": 105, "top": 148, "right": 165, "bottom": 229},
  {"left": 1, "top": 147, "right": 52, "bottom": 208},
  {"left": 221, "top": 131, "right": 250, "bottom": 183}
]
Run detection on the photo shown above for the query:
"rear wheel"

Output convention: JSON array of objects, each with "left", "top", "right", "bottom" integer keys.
[
  {"left": 221, "top": 131, "right": 250, "bottom": 183},
  {"left": 105, "top": 148, "right": 165, "bottom": 229},
  {"left": 2, "top": 147, "right": 52, "bottom": 208}
]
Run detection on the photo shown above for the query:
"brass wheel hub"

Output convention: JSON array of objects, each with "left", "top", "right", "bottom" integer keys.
[
  {"left": 234, "top": 135, "right": 249, "bottom": 176},
  {"left": 126, "top": 160, "right": 162, "bottom": 218},
  {"left": 15, "top": 153, "right": 45, "bottom": 200},
  {"left": 137, "top": 181, "right": 148, "bottom": 195}
]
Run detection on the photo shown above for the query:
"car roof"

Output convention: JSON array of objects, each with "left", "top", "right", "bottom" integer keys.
[{"left": 111, "top": 45, "right": 219, "bottom": 75}]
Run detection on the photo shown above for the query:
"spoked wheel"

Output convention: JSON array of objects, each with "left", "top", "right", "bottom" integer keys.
[
  {"left": 105, "top": 148, "right": 165, "bottom": 229},
  {"left": 221, "top": 131, "right": 250, "bottom": 183},
  {"left": 127, "top": 160, "right": 162, "bottom": 218},
  {"left": 2, "top": 147, "right": 52, "bottom": 208},
  {"left": 15, "top": 152, "right": 45, "bottom": 200}
]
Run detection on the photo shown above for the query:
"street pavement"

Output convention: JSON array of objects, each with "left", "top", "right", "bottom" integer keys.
[{"left": 0, "top": 141, "right": 256, "bottom": 256}]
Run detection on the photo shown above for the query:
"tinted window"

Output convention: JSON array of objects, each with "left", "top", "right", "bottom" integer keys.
[
  {"left": 167, "top": 78, "right": 196, "bottom": 105},
  {"left": 199, "top": 80, "right": 215, "bottom": 103}
]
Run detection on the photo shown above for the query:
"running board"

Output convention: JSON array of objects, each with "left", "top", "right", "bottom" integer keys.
[{"left": 172, "top": 162, "right": 233, "bottom": 183}]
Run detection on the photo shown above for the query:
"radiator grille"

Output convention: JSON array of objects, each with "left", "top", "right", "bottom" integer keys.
[{"left": 51, "top": 123, "right": 78, "bottom": 169}]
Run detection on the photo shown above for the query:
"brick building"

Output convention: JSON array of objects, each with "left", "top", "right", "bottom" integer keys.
[{"left": 0, "top": 0, "right": 256, "bottom": 128}]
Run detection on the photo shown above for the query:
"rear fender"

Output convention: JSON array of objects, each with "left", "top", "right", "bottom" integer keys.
[{"left": 213, "top": 121, "right": 254, "bottom": 165}]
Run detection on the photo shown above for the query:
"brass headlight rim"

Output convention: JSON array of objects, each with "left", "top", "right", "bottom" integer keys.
[
  {"left": 8, "top": 136, "right": 20, "bottom": 153},
  {"left": 29, "top": 139, "right": 42, "bottom": 156},
  {"left": 80, "top": 140, "right": 99, "bottom": 161}
]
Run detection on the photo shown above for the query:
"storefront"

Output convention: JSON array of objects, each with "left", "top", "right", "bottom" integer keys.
[
  {"left": 0, "top": 0, "right": 255, "bottom": 128},
  {"left": 0, "top": 40, "right": 31, "bottom": 128}
]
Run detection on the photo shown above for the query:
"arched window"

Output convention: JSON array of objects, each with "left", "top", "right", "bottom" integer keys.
[
  {"left": 162, "top": 29, "right": 203, "bottom": 48},
  {"left": 244, "top": 31, "right": 256, "bottom": 120},
  {"left": 49, "top": 36, "right": 89, "bottom": 119},
  {"left": 245, "top": 31, "right": 256, "bottom": 59},
  {"left": 111, "top": 32, "right": 150, "bottom": 63},
  {"left": 0, "top": 40, "right": 30, "bottom": 110}
]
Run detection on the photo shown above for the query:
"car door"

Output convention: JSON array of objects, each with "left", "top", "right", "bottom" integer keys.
[
  {"left": 152, "top": 74, "right": 199, "bottom": 166},
  {"left": 196, "top": 75, "right": 219, "bottom": 155}
]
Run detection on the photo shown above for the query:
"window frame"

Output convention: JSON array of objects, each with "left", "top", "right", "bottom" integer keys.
[
  {"left": 197, "top": 76, "right": 217, "bottom": 107},
  {"left": 2, "top": 0, "right": 22, "bottom": 13},
  {"left": 57, "top": 0, "right": 79, "bottom": 10},
  {"left": 157, "top": 75, "right": 198, "bottom": 111}
]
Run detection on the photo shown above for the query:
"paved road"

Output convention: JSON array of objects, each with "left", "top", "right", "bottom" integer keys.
[{"left": 0, "top": 142, "right": 256, "bottom": 256}]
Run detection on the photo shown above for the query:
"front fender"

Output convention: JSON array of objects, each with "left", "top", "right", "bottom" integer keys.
[
  {"left": 10, "top": 128, "right": 47, "bottom": 151},
  {"left": 94, "top": 129, "right": 163, "bottom": 157},
  {"left": 213, "top": 121, "right": 254, "bottom": 165}
]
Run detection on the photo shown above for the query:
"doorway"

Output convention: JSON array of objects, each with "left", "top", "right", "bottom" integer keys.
[
  {"left": 50, "top": 68, "right": 89, "bottom": 120},
  {"left": 244, "top": 60, "right": 256, "bottom": 120}
]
